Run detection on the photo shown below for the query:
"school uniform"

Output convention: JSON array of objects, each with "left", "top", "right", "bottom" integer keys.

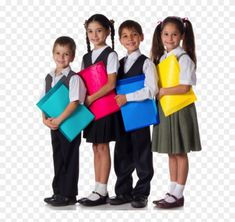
[
  {"left": 81, "top": 45, "right": 121, "bottom": 143},
  {"left": 114, "top": 49, "right": 157, "bottom": 199},
  {"left": 152, "top": 46, "right": 202, "bottom": 154},
  {"left": 43, "top": 66, "right": 86, "bottom": 198}
]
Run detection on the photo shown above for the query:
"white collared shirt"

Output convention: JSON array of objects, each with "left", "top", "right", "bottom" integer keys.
[
  {"left": 160, "top": 46, "right": 196, "bottom": 85},
  {"left": 123, "top": 49, "right": 158, "bottom": 102},
  {"left": 81, "top": 45, "right": 119, "bottom": 74},
  {"left": 41, "top": 66, "right": 86, "bottom": 103}
]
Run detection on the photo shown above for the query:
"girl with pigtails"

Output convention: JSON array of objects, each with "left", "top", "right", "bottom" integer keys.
[
  {"left": 78, "top": 14, "right": 121, "bottom": 207},
  {"left": 151, "top": 16, "right": 202, "bottom": 209}
]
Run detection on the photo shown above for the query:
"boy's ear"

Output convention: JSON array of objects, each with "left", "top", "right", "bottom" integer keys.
[
  {"left": 71, "top": 55, "right": 75, "bottom": 62},
  {"left": 141, "top": 34, "right": 144, "bottom": 41}
]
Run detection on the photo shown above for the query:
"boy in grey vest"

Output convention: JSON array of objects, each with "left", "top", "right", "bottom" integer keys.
[{"left": 41, "top": 36, "right": 86, "bottom": 206}]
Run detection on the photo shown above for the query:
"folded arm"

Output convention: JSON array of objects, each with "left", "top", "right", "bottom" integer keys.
[
  {"left": 50, "top": 100, "right": 80, "bottom": 127},
  {"left": 158, "top": 85, "right": 191, "bottom": 99}
]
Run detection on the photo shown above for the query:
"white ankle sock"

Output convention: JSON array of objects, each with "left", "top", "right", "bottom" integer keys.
[
  {"left": 87, "top": 183, "right": 107, "bottom": 201},
  {"left": 165, "top": 183, "right": 185, "bottom": 203},
  {"left": 169, "top": 181, "right": 177, "bottom": 194},
  {"left": 96, "top": 183, "right": 107, "bottom": 196},
  {"left": 172, "top": 184, "right": 184, "bottom": 199},
  {"left": 163, "top": 181, "right": 177, "bottom": 200},
  {"left": 87, "top": 182, "right": 99, "bottom": 201}
]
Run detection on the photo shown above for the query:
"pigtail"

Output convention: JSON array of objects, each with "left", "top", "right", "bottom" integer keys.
[
  {"left": 84, "top": 14, "right": 115, "bottom": 52},
  {"left": 109, "top": 19, "right": 115, "bottom": 50},
  {"left": 84, "top": 20, "right": 91, "bottom": 52},
  {"left": 151, "top": 22, "right": 165, "bottom": 65},
  {"left": 182, "top": 19, "right": 197, "bottom": 67},
  {"left": 85, "top": 32, "right": 91, "bottom": 52}
]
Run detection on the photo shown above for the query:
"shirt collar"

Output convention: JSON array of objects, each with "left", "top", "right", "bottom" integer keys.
[
  {"left": 92, "top": 45, "right": 108, "bottom": 53},
  {"left": 49, "top": 66, "right": 71, "bottom": 77},
  {"left": 164, "top": 46, "right": 185, "bottom": 58},
  {"left": 126, "top": 49, "right": 141, "bottom": 61}
]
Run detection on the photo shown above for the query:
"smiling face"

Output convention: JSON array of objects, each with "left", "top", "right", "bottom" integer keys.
[
  {"left": 86, "top": 21, "right": 110, "bottom": 49},
  {"left": 119, "top": 28, "right": 143, "bottom": 54},
  {"left": 161, "top": 22, "right": 183, "bottom": 52},
  {"left": 53, "top": 44, "right": 74, "bottom": 73}
]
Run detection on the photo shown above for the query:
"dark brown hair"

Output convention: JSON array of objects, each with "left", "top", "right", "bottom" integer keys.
[
  {"left": 151, "top": 16, "right": 196, "bottom": 67},
  {"left": 118, "top": 20, "right": 143, "bottom": 37},
  {"left": 84, "top": 14, "right": 115, "bottom": 52},
  {"left": 53, "top": 36, "right": 76, "bottom": 57}
]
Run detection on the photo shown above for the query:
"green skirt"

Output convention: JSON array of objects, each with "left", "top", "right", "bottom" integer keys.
[{"left": 152, "top": 103, "right": 202, "bottom": 154}]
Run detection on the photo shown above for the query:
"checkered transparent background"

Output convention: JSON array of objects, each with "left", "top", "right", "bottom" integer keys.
[{"left": 0, "top": 0, "right": 235, "bottom": 221}]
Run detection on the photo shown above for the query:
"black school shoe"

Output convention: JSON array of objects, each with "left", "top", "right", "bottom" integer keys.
[
  {"left": 44, "top": 194, "right": 58, "bottom": 204},
  {"left": 47, "top": 194, "right": 77, "bottom": 207},
  {"left": 109, "top": 194, "right": 132, "bottom": 205},
  {"left": 78, "top": 191, "right": 108, "bottom": 207},
  {"left": 131, "top": 196, "right": 148, "bottom": 208}
]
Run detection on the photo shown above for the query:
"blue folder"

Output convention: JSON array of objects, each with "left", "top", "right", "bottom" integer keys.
[
  {"left": 37, "top": 81, "right": 94, "bottom": 142},
  {"left": 116, "top": 74, "right": 160, "bottom": 132}
]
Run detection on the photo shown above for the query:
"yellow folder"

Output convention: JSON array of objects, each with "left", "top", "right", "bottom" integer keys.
[{"left": 156, "top": 54, "right": 197, "bottom": 116}]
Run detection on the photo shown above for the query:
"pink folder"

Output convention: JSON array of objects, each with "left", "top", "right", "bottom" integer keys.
[{"left": 78, "top": 61, "right": 119, "bottom": 120}]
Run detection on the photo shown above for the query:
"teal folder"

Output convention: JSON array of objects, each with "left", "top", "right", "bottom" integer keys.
[{"left": 37, "top": 81, "right": 94, "bottom": 142}]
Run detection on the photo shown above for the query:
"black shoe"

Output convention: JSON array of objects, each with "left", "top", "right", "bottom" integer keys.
[
  {"left": 131, "top": 196, "right": 148, "bottom": 208},
  {"left": 79, "top": 191, "right": 108, "bottom": 207},
  {"left": 44, "top": 194, "right": 58, "bottom": 204},
  {"left": 109, "top": 194, "right": 132, "bottom": 205},
  {"left": 77, "top": 197, "right": 88, "bottom": 204},
  {"left": 49, "top": 195, "right": 77, "bottom": 207}
]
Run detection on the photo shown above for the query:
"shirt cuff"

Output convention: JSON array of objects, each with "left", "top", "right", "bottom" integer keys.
[
  {"left": 179, "top": 79, "right": 195, "bottom": 85},
  {"left": 126, "top": 93, "right": 134, "bottom": 102},
  {"left": 69, "top": 96, "right": 79, "bottom": 103}
]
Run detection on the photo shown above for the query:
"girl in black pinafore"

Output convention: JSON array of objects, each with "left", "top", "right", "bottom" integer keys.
[{"left": 78, "top": 14, "right": 120, "bottom": 207}]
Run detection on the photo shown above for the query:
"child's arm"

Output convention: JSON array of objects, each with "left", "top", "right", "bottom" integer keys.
[
  {"left": 50, "top": 100, "right": 80, "bottom": 127},
  {"left": 85, "top": 73, "right": 116, "bottom": 106},
  {"left": 158, "top": 85, "right": 191, "bottom": 99},
  {"left": 116, "top": 59, "right": 158, "bottom": 107},
  {"left": 42, "top": 113, "right": 58, "bottom": 130},
  {"left": 115, "top": 94, "right": 127, "bottom": 107},
  {"left": 41, "top": 80, "right": 59, "bottom": 129}
]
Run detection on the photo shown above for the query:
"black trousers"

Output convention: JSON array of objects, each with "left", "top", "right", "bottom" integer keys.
[
  {"left": 114, "top": 126, "right": 154, "bottom": 197},
  {"left": 50, "top": 130, "right": 81, "bottom": 197}
]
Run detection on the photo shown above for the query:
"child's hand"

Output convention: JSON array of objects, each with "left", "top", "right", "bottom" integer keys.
[
  {"left": 157, "top": 88, "right": 165, "bottom": 100},
  {"left": 43, "top": 118, "right": 58, "bottom": 130},
  {"left": 85, "top": 95, "right": 94, "bottom": 107},
  {"left": 115, "top": 94, "right": 127, "bottom": 107},
  {"left": 51, "top": 117, "right": 62, "bottom": 128}
]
